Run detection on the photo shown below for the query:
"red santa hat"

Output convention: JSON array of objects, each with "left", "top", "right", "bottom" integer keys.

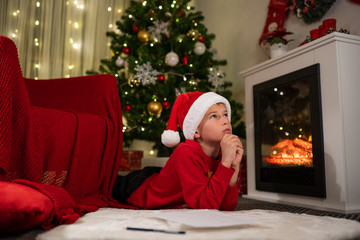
[{"left": 161, "top": 92, "right": 231, "bottom": 147}]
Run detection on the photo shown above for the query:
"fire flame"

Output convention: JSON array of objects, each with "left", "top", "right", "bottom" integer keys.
[{"left": 263, "top": 138, "right": 313, "bottom": 166}]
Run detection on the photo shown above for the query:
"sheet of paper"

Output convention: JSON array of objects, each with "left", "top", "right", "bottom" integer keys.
[{"left": 152, "top": 209, "right": 258, "bottom": 228}]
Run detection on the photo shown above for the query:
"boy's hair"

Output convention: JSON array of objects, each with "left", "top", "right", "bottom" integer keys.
[{"left": 161, "top": 92, "right": 231, "bottom": 148}]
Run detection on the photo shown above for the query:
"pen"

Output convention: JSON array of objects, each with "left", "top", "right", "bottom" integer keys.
[{"left": 126, "top": 227, "right": 186, "bottom": 234}]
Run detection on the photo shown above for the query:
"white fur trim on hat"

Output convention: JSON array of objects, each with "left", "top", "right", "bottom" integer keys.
[
  {"left": 161, "top": 130, "right": 181, "bottom": 148},
  {"left": 183, "top": 92, "right": 231, "bottom": 140}
]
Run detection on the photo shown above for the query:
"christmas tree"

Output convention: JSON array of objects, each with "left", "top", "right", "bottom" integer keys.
[{"left": 87, "top": 0, "right": 245, "bottom": 156}]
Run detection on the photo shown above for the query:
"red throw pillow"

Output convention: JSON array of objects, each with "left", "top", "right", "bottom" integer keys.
[{"left": 0, "top": 181, "right": 54, "bottom": 234}]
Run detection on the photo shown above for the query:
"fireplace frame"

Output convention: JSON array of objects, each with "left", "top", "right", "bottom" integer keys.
[{"left": 253, "top": 63, "right": 326, "bottom": 198}]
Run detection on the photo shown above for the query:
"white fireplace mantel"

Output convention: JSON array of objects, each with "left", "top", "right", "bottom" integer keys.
[{"left": 240, "top": 32, "right": 360, "bottom": 213}]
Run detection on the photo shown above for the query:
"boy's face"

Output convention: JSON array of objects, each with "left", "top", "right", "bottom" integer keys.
[{"left": 195, "top": 103, "right": 232, "bottom": 143}]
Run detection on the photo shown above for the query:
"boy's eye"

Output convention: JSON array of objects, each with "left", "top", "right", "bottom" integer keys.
[
  {"left": 210, "top": 114, "right": 217, "bottom": 119},
  {"left": 224, "top": 113, "right": 228, "bottom": 118}
]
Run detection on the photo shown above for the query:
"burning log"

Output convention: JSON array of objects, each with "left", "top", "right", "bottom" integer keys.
[{"left": 263, "top": 139, "right": 313, "bottom": 166}]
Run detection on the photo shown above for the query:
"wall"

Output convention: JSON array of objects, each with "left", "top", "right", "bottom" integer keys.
[{"left": 193, "top": 0, "right": 360, "bottom": 121}]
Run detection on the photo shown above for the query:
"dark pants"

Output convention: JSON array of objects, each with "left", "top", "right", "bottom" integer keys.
[{"left": 112, "top": 166, "right": 162, "bottom": 204}]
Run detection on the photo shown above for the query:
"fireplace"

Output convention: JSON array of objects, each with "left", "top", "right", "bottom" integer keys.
[{"left": 253, "top": 64, "right": 326, "bottom": 198}]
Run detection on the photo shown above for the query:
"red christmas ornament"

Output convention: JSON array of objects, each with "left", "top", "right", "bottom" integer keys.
[
  {"left": 124, "top": 103, "right": 132, "bottom": 112},
  {"left": 303, "top": 6, "right": 309, "bottom": 14},
  {"left": 199, "top": 36, "right": 205, "bottom": 43},
  {"left": 122, "top": 47, "right": 130, "bottom": 54},
  {"left": 162, "top": 99, "right": 170, "bottom": 109},
  {"left": 132, "top": 23, "right": 139, "bottom": 32},
  {"left": 157, "top": 74, "right": 165, "bottom": 83},
  {"left": 182, "top": 55, "right": 189, "bottom": 65}
]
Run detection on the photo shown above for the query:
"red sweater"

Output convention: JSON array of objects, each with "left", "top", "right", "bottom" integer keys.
[{"left": 127, "top": 140, "right": 239, "bottom": 210}]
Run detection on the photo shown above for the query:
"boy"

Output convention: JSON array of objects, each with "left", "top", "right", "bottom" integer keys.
[{"left": 113, "top": 92, "right": 243, "bottom": 210}]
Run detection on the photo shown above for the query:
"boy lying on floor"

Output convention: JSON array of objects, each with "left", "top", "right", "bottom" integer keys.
[{"left": 112, "top": 92, "right": 243, "bottom": 210}]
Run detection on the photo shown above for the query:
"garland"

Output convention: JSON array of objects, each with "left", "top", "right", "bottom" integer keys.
[{"left": 289, "top": 0, "right": 337, "bottom": 24}]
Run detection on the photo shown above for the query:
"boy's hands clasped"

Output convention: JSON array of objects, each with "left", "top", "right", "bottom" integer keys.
[
  {"left": 220, "top": 134, "right": 243, "bottom": 169},
  {"left": 220, "top": 134, "right": 244, "bottom": 187}
]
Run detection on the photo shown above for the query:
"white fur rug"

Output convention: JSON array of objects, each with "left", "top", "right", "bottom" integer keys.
[{"left": 37, "top": 208, "right": 360, "bottom": 240}]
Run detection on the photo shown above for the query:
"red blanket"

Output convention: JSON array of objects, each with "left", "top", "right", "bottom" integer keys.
[{"left": 0, "top": 36, "right": 130, "bottom": 229}]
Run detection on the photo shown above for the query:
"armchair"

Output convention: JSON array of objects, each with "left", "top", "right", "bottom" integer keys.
[{"left": 0, "top": 35, "right": 128, "bottom": 234}]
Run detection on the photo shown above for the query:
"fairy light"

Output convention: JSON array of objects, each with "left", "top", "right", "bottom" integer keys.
[
  {"left": 159, "top": 5, "right": 163, "bottom": 9},
  {"left": 10, "top": 1, "right": 111, "bottom": 79},
  {"left": 186, "top": 6, "right": 191, "bottom": 10},
  {"left": 141, "top": 127, "right": 145, "bottom": 131},
  {"left": 142, "top": 1, "right": 147, "bottom": 6},
  {"left": 150, "top": 150, "right": 154, "bottom": 155},
  {"left": 128, "top": 14, "right": 133, "bottom": 18},
  {"left": 34, "top": 38, "right": 39, "bottom": 46}
]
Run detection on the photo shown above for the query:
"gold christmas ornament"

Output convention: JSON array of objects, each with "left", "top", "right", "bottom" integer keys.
[
  {"left": 147, "top": 101, "right": 163, "bottom": 116},
  {"left": 187, "top": 29, "right": 199, "bottom": 40},
  {"left": 138, "top": 29, "right": 151, "bottom": 43}
]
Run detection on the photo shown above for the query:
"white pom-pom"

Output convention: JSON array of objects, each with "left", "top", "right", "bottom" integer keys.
[{"left": 161, "top": 130, "right": 180, "bottom": 147}]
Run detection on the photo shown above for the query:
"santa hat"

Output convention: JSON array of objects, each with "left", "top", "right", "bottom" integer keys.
[{"left": 161, "top": 92, "right": 231, "bottom": 147}]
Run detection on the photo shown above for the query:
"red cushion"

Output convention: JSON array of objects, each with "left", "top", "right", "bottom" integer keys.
[{"left": 0, "top": 181, "right": 53, "bottom": 234}]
